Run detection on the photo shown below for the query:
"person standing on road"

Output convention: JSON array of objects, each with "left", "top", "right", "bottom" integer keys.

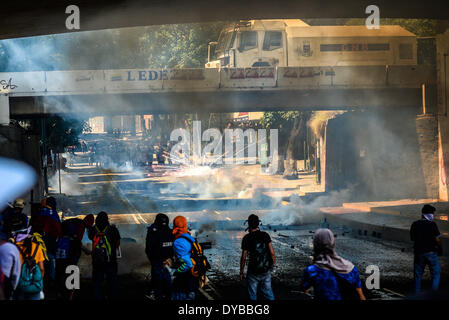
[
  {"left": 171, "top": 215, "right": 198, "bottom": 300},
  {"left": 300, "top": 228, "right": 366, "bottom": 300},
  {"left": 0, "top": 235, "right": 21, "bottom": 300},
  {"left": 5, "top": 213, "right": 45, "bottom": 300},
  {"left": 240, "top": 214, "right": 276, "bottom": 301},
  {"left": 55, "top": 214, "right": 94, "bottom": 300},
  {"left": 30, "top": 196, "right": 61, "bottom": 291},
  {"left": 145, "top": 213, "right": 174, "bottom": 300},
  {"left": 410, "top": 204, "right": 442, "bottom": 294},
  {"left": 88, "top": 211, "right": 121, "bottom": 300}
]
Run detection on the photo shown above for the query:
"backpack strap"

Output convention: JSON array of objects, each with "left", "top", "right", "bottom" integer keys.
[
  {"left": 179, "top": 234, "right": 194, "bottom": 244},
  {"left": 30, "top": 243, "right": 40, "bottom": 260},
  {"left": 179, "top": 235, "right": 202, "bottom": 255}
]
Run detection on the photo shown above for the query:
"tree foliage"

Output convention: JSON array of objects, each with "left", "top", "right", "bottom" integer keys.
[
  {"left": 44, "top": 116, "right": 91, "bottom": 153},
  {"left": 0, "top": 22, "right": 228, "bottom": 72}
]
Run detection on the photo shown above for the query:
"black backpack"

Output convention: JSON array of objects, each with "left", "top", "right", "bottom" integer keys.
[
  {"left": 251, "top": 241, "right": 273, "bottom": 274},
  {"left": 92, "top": 226, "right": 111, "bottom": 264}
]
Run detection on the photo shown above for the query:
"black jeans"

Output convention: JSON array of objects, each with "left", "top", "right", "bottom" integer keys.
[{"left": 92, "top": 262, "right": 118, "bottom": 300}]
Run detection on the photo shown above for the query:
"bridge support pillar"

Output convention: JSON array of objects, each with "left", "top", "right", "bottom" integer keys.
[
  {"left": 104, "top": 115, "right": 113, "bottom": 134},
  {"left": 0, "top": 93, "right": 10, "bottom": 126}
]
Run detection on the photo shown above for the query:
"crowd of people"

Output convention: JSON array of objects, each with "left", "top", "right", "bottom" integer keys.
[{"left": 0, "top": 197, "right": 444, "bottom": 300}]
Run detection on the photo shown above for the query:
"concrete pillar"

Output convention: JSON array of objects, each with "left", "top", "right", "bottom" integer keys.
[
  {"left": 0, "top": 94, "right": 10, "bottom": 126},
  {"left": 104, "top": 115, "right": 113, "bottom": 134},
  {"left": 436, "top": 29, "right": 449, "bottom": 200},
  {"left": 129, "top": 115, "right": 136, "bottom": 136},
  {"left": 416, "top": 115, "right": 438, "bottom": 198}
]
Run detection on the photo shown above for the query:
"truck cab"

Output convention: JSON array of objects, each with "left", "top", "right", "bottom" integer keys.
[{"left": 205, "top": 19, "right": 309, "bottom": 68}]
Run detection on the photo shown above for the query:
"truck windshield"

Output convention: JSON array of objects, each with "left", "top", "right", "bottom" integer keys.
[
  {"left": 263, "top": 31, "right": 282, "bottom": 50},
  {"left": 239, "top": 31, "right": 258, "bottom": 51},
  {"left": 216, "top": 29, "right": 236, "bottom": 56}
]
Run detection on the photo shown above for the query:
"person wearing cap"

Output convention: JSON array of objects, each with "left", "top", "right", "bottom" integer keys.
[
  {"left": 1, "top": 199, "right": 28, "bottom": 236},
  {"left": 171, "top": 215, "right": 198, "bottom": 300},
  {"left": 4, "top": 213, "right": 45, "bottom": 300},
  {"left": 145, "top": 213, "right": 174, "bottom": 300},
  {"left": 240, "top": 214, "right": 276, "bottom": 300},
  {"left": 410, "top": 204, "right": 442, "bottom": 293}
]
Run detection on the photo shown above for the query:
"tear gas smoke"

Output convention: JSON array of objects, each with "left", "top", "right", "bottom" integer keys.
[{"left": 262, "top": 188, "right": 353, "bottom": 226}]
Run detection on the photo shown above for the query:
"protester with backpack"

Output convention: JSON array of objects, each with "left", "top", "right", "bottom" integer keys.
[
  {"left": 145, "top": 213, "right": 174, "bottom": 300},
  {"left": 5, "top": 213, "right": 45, "bottom": 300},
  {"left": 171, "top": 215, "right": 206, "bottom": 300},
  {"left": 88, "top": 211, "right": 121, "bottom": 300},
  {"left": 60, "top": 214, "right": 95, "bottom": 265},
  {"left": 30, "top": 196, "right": 61, "bottom": 289},
  {"left": 240, "top": 214, "right": 276, "bottom": 300},
  {"left": 0, "top": 238, "right": 21, "bottom": 300},
  {"left": 300, "top": 228, "right": 366, "bottom": 300},
  {"left": 55, "top": 214, "right": 94, "bottom": 300}
]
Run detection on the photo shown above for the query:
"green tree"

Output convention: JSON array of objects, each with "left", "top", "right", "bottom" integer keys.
[
  {"left": 44, "top": 116, "right": 91, "bottom": 153},
  {"left": 260, "top": 111, "right": 310, "bottom": 177}
]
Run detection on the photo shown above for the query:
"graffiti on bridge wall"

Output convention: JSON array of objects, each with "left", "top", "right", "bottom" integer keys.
[{"left": 0, "top": 78, "right": 18, "bottom": 90}]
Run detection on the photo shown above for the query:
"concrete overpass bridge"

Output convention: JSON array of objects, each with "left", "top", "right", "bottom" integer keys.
[{"left": 0, "top": 65, "right": 436, "bottom": 118}]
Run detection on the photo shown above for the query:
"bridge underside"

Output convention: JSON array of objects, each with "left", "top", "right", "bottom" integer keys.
[
  {"left": 10, "top": 88, "right": 427, "bottom": 117},
  {"left": 1, "top": 0, "right": 449, "bottom": 40}
]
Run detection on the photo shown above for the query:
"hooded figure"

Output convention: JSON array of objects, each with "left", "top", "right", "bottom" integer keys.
[
  {"left": 145, "top": 213, "right": 174, "bottom": 300},
  {"left": 88, "top": 211, "right": 121, "bottom": 300},
  {"left": 301, "top": 228, "right": 365, "bottom": 300},
  {"left": 146, "top": 213, "right": 173, "bottom": 263},
  {"left": 171, "top": 215, "right": 197, "bottom": 300},
  {"left": 313, "top": 228, "right": 354, "bottom": 274},
  {"left": 172, "top": 216, "right": 189, "bottom": 240}
]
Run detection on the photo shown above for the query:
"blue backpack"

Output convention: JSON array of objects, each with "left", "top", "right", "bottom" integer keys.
[
  {"left": 55, "top": 236, "right": 71, "bottom": 260},
  {"left": 16, "top": 244, "right": 43, "bottom": 294}
]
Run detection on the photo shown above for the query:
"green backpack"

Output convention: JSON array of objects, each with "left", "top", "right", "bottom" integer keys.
[{"left": 16, "top": 244, "right": 43, "bottom": 294}]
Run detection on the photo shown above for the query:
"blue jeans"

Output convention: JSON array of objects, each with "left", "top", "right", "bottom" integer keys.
[
  {"left": 45, "top": 253, "right": 56, "bottom": 281},
  {"left": 247, "top": 272, "right": 275, "bottom": 300},
  {"left": 171, "top": 291, "right": 195, "bottom": 300},
  {"left": 414, "top": 252, "right": 441, "bottom": 293},
  {"left": 171, "top": 271, "right": 197, "bottom": 301},
  {"left": 15, "top": 291, "right": 41, "bottom": 300}
]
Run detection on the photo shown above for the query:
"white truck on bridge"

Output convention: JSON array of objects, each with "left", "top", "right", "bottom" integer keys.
[{"left": 206, "top": 19, "right": 417, "bottom": 68}]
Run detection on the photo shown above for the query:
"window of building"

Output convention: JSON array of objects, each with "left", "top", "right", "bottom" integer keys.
[
  {"left": 263, "top": 31, "right": 282, "bottom": 51},
  {"left": 239, "top": 31, "right": 258, "bottom": 51},
  {"left": 399, "top": 43, "right": 413, "bottom": 59}
]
